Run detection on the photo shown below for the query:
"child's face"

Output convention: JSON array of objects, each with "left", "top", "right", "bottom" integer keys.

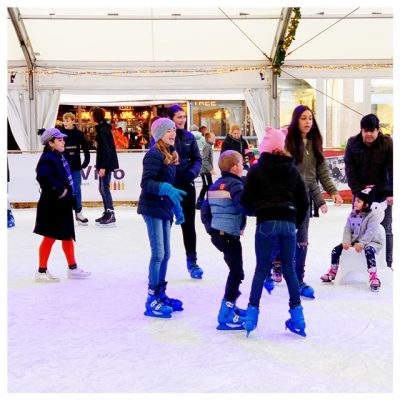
[
  {"left": 230, "top": 162, "right": 243, "bottom": 177},
  {"left": 353, "top": 197, "right": 365, "bottom": 211},
  {"left": 63, "top": 117, "right": 74, "bottom": 129},
  {"left": 160, "top": 128, "right": 176, "bottom": 146}
]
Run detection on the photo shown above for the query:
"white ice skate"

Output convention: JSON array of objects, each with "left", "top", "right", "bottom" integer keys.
[
  {"left": 75, "top": 212, "right": 89, "bottom": 226},
  {"left": 35, "top": 270, "right": 60, "bottom": 283},
  {"left": 67, "top": 267, "right": 91, "bottom": 279}
]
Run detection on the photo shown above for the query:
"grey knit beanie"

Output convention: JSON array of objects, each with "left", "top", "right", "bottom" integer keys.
[{"left": 151, "top": 118, "right": 176, "bottom": 142}]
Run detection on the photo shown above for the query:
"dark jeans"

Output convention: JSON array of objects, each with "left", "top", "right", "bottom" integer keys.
[
  {"left": 71, "top": 170, "right": 82, "bottom": 212},
  {"left": 211, "top": 231, "right": 244, "bottom": 302},
  {"left": 381, "top": 204, "right": 392, "bottom": 267},
  {"left": 249, "top": 220, "right": 301, "bottom": 309},
  {"left": 143, "top": 215, "right": 171, "bottom": 289},
  {"left": 98, "top": 170, "right": 114, "bottom": 211},
  {"left": 295, "top": 203, "right": 310, "bottom": 283},
  {"left": 331, "top": 243, "right": 377, "bottom": 272},
  {"left": 197, "top": 173, "right": 213, "bottom": 203},
  {"left": 177, "top": 182, "right": 197, "bottom": 257}
]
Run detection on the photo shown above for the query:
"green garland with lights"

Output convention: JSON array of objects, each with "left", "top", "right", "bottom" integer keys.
[{"left": 273, "top": 8, "right": 301, "bottom": 76}]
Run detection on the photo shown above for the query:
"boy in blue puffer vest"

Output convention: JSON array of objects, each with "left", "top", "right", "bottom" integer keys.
[{"left": 201, "top": 150, "right": 247, "bottom": 330}]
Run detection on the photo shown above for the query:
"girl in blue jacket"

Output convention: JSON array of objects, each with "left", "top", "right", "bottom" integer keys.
[{"left": 138, "top": 118, "right": 186, "bottom": 318}]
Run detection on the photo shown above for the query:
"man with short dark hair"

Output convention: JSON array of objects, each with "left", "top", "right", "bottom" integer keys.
[{"left": 344, "top": 113, "right": 393, "bottom": 269}]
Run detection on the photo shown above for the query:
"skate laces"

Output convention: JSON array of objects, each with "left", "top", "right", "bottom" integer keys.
[{"left": 369, "top": 272, "right": 380, "bottom": 285}]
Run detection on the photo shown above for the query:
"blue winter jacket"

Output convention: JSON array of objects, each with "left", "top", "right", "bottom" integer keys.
[
  {"left": 137, "top": 146, "right": 177, "bottom": 220},
  {"left": 201, "top": 172, "right": 246, "bottom": 236}
]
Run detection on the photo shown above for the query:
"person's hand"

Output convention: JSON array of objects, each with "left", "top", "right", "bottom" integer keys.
[
  {"left": 386, "top": 196, "right": 393, "bottom": 206},
  {"left": 172, "top": 204, "right": 185, "bottom": 225},
  {"left": 98, "top": 168, "right": 106, "bottom": 178},
  {"left": 354, "top": 243, "right": 363, "bottom": 253},
  {"left": 158, "top": 183, "right": 186, "bottom": 205},
  {"left": 320, "top": 204, "right": 328, "bottom": 214},
  {"left": 343, "top": 242, "right": 350, "bottom": 250},
  {"left": 58, "top": 188, "right": 68, "bottom": 198},
  {"left": 331, "top": 193, "right": 344, "bottom": 206}
]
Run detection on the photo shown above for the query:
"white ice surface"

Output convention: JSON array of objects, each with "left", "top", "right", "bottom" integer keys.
[{"left": 7, "top": 204, "right": 393, "bottom": 393}]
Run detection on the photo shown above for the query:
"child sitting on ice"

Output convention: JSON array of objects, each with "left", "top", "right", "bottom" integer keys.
[{"left": 320, "top": 186, "right": 384, "bottom": 291}]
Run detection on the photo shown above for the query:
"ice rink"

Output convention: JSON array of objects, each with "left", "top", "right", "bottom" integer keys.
[{"left": 7, "top": 203, "right": 393, "bottom": 394}]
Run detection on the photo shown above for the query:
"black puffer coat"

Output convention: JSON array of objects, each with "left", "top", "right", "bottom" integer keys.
[
  {"left": 95, "top": 121, "right": 119, "bottom": 171},
  {"left": 33, "top": 148, "right": 75, "bottom": 241}
]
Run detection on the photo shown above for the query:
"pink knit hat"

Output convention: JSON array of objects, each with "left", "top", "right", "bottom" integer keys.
[{"left": 258, "top": 127, "right": 288, "bottom": 154}]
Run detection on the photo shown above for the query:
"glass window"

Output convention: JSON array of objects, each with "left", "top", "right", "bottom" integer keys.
[{"left": 371, "top": 79, "right": 393, "bottom": 135}]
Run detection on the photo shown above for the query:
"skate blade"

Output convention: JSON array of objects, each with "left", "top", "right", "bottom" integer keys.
[
  {"left": 143, "top": 310, "right": 172, "bottom": 318},
  {"left": 98, "top": 223, "right": 116, "bottom": 228},
  {"left": 76, "top": 221, "right": 89, "bottom": 226},
  {"left": 285, "top": 322, "right": 306, "bottom": 337},
  {"left": 370, "top": 287, "right": 380, "bottom": 293},
  {"left": 216, "top": 323, "right": 245, "bottom": 331}
]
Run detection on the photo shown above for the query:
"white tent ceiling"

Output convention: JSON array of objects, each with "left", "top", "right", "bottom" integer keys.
[{"left": 7, "top": 7, "right": 393, "bottom": 67}]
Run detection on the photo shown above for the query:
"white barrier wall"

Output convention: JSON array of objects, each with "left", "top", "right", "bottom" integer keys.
[{"left": 8, "top": 151, "right": 221, "bottom": 203}]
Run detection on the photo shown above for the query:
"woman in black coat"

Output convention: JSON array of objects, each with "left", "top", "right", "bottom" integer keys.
[{"left": 34, "top": 128, "right": 91, "bottom": 282}]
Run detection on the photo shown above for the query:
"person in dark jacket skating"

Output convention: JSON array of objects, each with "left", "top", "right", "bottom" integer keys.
[
  {"left": 90, "top": 107, "right": 119, "bottom": 225},
  {"left": 60, "top": 112, "right": 90, "bottom": 225},
  {"left": 344, "top": 114, "right": 393, "bottom": 269},
  {"left": 167, "top": 104, "right": 203, "bottom": 279},
  {"left": 221, "top": 124, "right": 249, "bottom": 168},
  {"left": 240, "top": 127, "right": 309, "bottom": 337},
  {"left": 34, "top": 128, "right": 91, "bottom": 282},
  {"left": 138, "top": 118, "right": 186, "bottom": 318}
]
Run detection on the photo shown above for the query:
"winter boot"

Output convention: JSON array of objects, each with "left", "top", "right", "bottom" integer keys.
[
  {"left": 299, "top": 281, "right": 315, "bottom": 299},
  {"left": 243, "top": 305, "right": 259, "bottom": 337},
  {"left": 263, "top": 278, "right": 275, "bottom": 295},
  {"left": 321, "top": 265, "right": 339, "bottom": 283},
  {"left": 216, "top": 299, "right": 246, "bottom": 330},
  {"left": 158, "top": 281, "right": 183, "bottom": 311},
  {"left": 144, "top": 289, "right": 173, "bottom": 318},
  {"left": 186, "top": 253, "right": 203, "bottom": 279},
  {"left": 272, "top": 261, "right": 282, "bottom": 283},
  {"left": 99, "top": 209, "right": 116, "bottom": 226},
  {"left": 285, "top": 305, "right": 306, "bottom": 337},
  {"left": 369, "top": 271, "right": 381, "bottom": 292},
  {"left": 75, "top": 211, "right": 89, "bottom": 225},
  {"left": 95, "top": 211, "right": 106, "bottom": 224},
  {"left": 7, "top": 209, "right": 15, "bottom": 228}
]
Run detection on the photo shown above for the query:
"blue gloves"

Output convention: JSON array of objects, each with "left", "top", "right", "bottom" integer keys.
[
  {"left": 158, "top": 182, "right": 186, "bottom": 206},
  {"left": 172, "top": 204, "right": 185, "bottom": 225}
]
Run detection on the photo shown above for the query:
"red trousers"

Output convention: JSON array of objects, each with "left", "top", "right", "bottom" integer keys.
[{"left": 39, "top": 237, "right": 76, "bottom": 268}]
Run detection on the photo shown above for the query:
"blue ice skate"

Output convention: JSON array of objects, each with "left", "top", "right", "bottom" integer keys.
[
  {"left": 263, "top": 278, "right": 275, "bottom": 295},
  {"left": 243, "top": 305, "right": 259, "bottom": 337},
  {"left": 186, "top": 253, "right": 203, "bottom": 279},
  {"left": 144, "top": 294, "right": 173, "bottom": 318},
  {"left": 7, "top": 210, "right": 15, "bottom": 228},
  {"left": 299, "top": 282, "right": 315, "bottom": 299},
  {"left": 158, "top": 281, "right": 183, "bottom": 311},
  {"left": 216, "top": 299, "right": 246, "bottom": 330},
  {"left": 285, "top": 305, "right": 306, "bottom": 337}
]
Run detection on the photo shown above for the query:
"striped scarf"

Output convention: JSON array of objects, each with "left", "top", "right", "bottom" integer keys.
[{"left": 60, "top": 153, "right": 75, "bottom": 195}]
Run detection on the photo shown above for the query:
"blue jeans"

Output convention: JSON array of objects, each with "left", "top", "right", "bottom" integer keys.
[
  {"left": 71, "top": 170, "right": 82, "bottom": 212},
  {"left": 143, "top": 215, "right": 171, "bottom": 289},
  {"left": 295, "top": 203, "right": 310, "bottom": 283},
  {"left": 249, "top": 220, "right": 301, "bottom": 309},
  {"left": 98, "top": 170, "right": 114, "bottom": 210}
]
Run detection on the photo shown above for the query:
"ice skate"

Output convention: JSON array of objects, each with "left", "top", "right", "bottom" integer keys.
[
  {"left": 95, "top": 211, "right": 106, "bottom": 224},
  {"left": 369, "top": 272, "right": 381, "bottom": 292},
  {"left": 67, "top": 266, "right": 91, "bottom": 279},
  {"left": 285, "top": 305, "right": 306, "bottom": 337},
  {"left": 99, "top": 209, "right": 116, "bottom": 227},
  {"left": 144, "top": 293, "right": 173, "bottom": 318},
  {"left": 186, "top": 253, "right": 203, "bottom": 279},
  {"left": 75, "top": 212, "right": 89, "bottom": 226},
  {"left": 299, "top": 281, "right": 315, "bottom": 299},
  {"left": 157, "top": 281, "right": 183, "bottom": 311},
  {"left": 272, "top": 261, "right": 282, "bottom": 283},
  {"left": 320, "top": 266, "right": 338, "bottom": 283},
  {"left": 263, "top": 278, "right": 275, "bottom": 294},
  {"left": 35, "top": 270, "right": 60, "bottom": 283},
  {"left": 7, "top": 210, "right": 15, "bottom": 228},
  {"left": 244, "top": 305, "right": 259, "bottom": 337},
  {"left": 216, "top": 299, "right": 246, "bottom": 331}
]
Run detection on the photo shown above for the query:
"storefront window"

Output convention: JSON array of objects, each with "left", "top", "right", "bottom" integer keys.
[{"left": 371, "top": 78, "right": 393, "bottom": 135}]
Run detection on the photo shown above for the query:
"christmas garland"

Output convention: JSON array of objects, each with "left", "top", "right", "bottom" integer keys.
[{"left": 273, "top": 8, "right": 301, "bottom": 76}]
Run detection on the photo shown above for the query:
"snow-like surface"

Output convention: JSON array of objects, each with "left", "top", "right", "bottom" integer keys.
[{"left": 7, "top": 204, "right": 393, "bottom": 393}]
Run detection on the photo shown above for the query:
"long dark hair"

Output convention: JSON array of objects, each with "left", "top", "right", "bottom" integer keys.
[{"left": 285, "top": 105, "right": 324, "bottom": 165}]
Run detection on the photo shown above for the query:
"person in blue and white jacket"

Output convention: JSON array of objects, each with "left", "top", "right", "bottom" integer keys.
[
  {"left": 137, "top": 118, "right": 186, "bottom": 319},
  {"left": 201, "top": 150, "right": 248, "bottom": 331}
]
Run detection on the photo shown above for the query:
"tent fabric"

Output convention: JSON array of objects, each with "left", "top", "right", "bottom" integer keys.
[
  {"left": 7, "top": 90, "right": 31, "bottom": 151},
  {"left": 244, "top": 88, "right": 270, "bottom": 143}
]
